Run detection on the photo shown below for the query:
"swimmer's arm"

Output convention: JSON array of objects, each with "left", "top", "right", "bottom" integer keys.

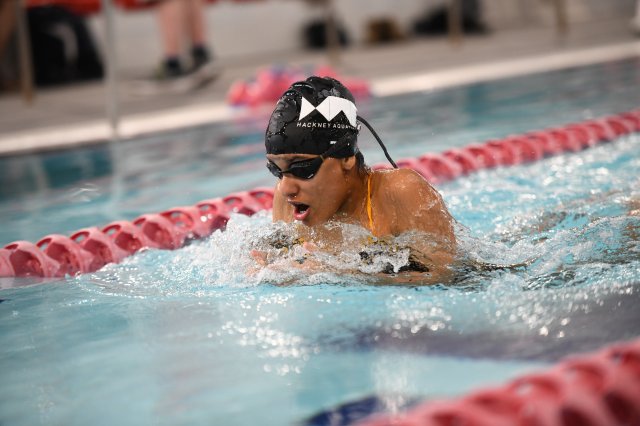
[
  {"left": 369, "top": 271, "right": 448, "bottom": 286},
  {"left": 388, "top": 169, "right": 455, "bottom": 239},
  {"left": 389, "top": 169, "right": 457, "bottom": 282},
  {"left": 249, "top": 244, "right": 326, "bottom": 283}
]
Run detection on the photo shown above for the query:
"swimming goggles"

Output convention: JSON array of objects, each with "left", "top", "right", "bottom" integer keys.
[{"left": 266, "top": 139, "right": 350, "bottom": 180}]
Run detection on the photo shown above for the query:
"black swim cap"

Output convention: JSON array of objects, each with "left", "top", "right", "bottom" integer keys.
[{"left": 265, "top": 76, "right": 359, "bottom": 157}]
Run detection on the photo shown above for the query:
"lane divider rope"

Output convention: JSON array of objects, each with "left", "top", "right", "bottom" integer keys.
[
  {"left": 1, "top": 109, "right": 638, "bottom": 278},
  {"left": 356, "top": 338, "right": 640, "bottom": 426}
]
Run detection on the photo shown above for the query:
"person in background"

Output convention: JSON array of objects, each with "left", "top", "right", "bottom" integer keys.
[
  {"left": 0, "top": 0, "right": 15, "bottom": 58},
  {"left": 152, "top": 0, "right": 213, "bottom": 79},
  {"left": 0, "top": 0, "right": 16, "bottom": 90}
]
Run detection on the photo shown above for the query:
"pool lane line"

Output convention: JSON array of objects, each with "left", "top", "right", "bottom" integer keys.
[{"left": 0, "top": 41, "right": 639, "bottom": 157}]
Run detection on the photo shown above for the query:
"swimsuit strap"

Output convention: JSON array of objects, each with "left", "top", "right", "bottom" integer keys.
[{"left": 367, "top": 173, "right": 374, "bottom": 232}]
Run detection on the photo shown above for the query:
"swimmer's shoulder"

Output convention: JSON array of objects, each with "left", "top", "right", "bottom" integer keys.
[
  {"left": 375, "top": 166, "right": 429, "bottom": 182},
  {"left": 373, "top": 167, "right": 453, "bottom": 235},
  {"left": 373, "top": 167, "right": 439, "bottom": 201}
]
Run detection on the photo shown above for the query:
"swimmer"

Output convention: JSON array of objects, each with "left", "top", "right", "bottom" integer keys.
[{"left": 256, "top": 76, "right": 457, "bottom": 283}]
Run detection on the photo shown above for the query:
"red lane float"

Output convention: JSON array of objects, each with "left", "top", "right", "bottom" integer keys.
[
  {"left": 196, "top": 198, "right": 231, "bottom": 232},
  {"left": 604, "top": 116, "right": 635, "bottom": 137},
  {"left": 508, "top": 135, "right": 545, "bottom": 162},
  {"left": 102, "top": 220, "right": 154, "bottom": 254},
  {"left": 619, "top": 112, "right": 640, "bottom": 131},
  {"left": 486, "top": 138, "right": 524, "bottom": 166},
  {"left": 0, "top": 190, "right": 274, "bottom": 277},
  {"left": 418, "top": 153, "right": 463, "bottom": 183},
  {"left": 387, "top": 108, "right": 638, "bottom": 183},
  {"left": 564, "top": 124, "right": 598, "bottom": 149},
  {"left": 441, "top": 148, "right": 480, "bottom": 175},
  {"left": 525, "top": 131, "right": 564, "bottom": 157},
  {"left": 161, "top": 206, "right": 211, "bottom": 240},
  {"left": 0, "top": 249, "right": 16, "bottom": 277},
  {"left": 3, "top": 241, "right": 60, "bottom": 278},
  {"left": 223, "top": 191, "right": 267, "bottom": 216},
  {"left": 461, "top": 144, "right": 503, "bottom": 169},
  {"left": 132, "top": 214, "right": 185, "bottom": 250},
  {"left": 584, "top": 120, "right": 616, "bottom": 143},
  {"left": 71, "top": 227, "right": 130, "bottom": 269},
  {"left": 546, "top": 128, "right": 583, "bottom": 152},
  {"left": 396, "top": 158, "right": 437, "bottom": 183},
  {"left": 249, "top": 187, "right": 275, "bottom": 210},
  {"left": 36, "top": 234, "right": 95, "bottom": 277},
  {"left": 396, "top": 154, "right": 463, "bottom": 185},
  {"left": 357, "top": 338, "right": 640, "bottom": 426}
]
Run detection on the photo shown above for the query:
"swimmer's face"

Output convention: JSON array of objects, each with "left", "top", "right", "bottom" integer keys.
[{"left": 267, "top": 153, "right": 354, "bottom": 226}]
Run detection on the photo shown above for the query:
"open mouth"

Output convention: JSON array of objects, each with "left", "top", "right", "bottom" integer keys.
[
  {"left": 294, "top": 203, "right": 309, "bottom": 214},
  {"left": 290, "top": 202, "right": 311, "bottom": 220}
]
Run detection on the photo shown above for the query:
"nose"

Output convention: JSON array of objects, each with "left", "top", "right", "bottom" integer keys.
[{"left": 278, "top": 174, "right": 300, "bottom": 199}]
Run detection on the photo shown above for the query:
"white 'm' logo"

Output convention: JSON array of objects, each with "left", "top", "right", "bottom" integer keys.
[{"left": 299, "top": 96, "right": 357, "bottom": 127}]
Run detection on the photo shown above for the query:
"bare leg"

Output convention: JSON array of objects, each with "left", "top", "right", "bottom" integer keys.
[
  {"left": 184, "top": 0, "right": 211, "bottom": 70},
  {"left": 154, "top": 0, "right": 212, "bottom": 78},
  {"left": 0, "top": 0, "right": 17, "bottom": 56},
  {"left": 156, "top": 0, "right": 185, "bottom": 59},
  {"left": 184, "top": 0, "right": 207, "bottom": 47}
]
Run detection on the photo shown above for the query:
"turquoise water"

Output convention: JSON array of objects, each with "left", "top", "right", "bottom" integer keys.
[{"left": 1, "top": 59, "right": 640, "bottom": 425}]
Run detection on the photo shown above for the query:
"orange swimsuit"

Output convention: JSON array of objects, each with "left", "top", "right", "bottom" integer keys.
[{"left": 366, "top": 174, "right": 374, "bottom": 233}]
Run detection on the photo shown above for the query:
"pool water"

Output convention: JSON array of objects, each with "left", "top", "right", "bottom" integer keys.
[{"left": 1, "top": 58, "right": 639, "bottom": 425}]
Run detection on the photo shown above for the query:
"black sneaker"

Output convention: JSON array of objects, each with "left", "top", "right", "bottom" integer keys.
[
  {"left": 191, "top": 45, "right": 210, "bottom": 70},
  {"left": 155, "top": 57, "right": 185, "bottom": 80},
  {"left": 189, "top": 45, "right": 221, "bottom": 87}
]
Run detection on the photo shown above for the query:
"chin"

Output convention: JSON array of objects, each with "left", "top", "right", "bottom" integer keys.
[{"left": 301, "top": 214, "right": 320, "bottom": 227}]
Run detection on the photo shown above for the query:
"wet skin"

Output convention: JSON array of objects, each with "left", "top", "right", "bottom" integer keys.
[
  {"left": 265, "top": 153, "right": 458, "bottom": 283},
  {"left": 267, "top": 153, "right": 367, "bottom": 227}
]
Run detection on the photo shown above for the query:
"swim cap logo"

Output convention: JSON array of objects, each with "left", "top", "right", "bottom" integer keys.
[{"left": 299, "top": 96, "right": 357, "bottom": 127}]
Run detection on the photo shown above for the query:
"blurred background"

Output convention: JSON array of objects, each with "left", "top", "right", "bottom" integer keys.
[{"left": 0, "top": 0, "right": 639, "bottom": 151}]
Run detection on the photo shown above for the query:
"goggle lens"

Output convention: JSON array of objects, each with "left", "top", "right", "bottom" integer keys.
[{"left": 266, "top": 157, "right": 323, "bottom": 180}]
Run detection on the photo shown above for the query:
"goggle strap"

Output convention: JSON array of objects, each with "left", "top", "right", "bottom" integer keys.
[
  {"left": 321, "top": 140, "right": 350, "bottom": 160},
  {"left": 357, "top": 115, "right": 398, "bottom": 169}
]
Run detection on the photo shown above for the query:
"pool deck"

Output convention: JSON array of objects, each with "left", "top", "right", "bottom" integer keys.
[{"left": 0, "top": 17, "right": 639, "bottom": 156}]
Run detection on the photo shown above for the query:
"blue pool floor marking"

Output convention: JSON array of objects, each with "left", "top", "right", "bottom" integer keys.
[
  {"left": 301, "top": 394, "right": 422, "bottom": 426},
  {"left": 311, "top": 289, "right": 640, "bottom": 363}
]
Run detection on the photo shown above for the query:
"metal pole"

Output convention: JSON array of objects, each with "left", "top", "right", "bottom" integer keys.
[
  {"left": 101, "top": 0, "right": 120, "bottom": 140},
  {"left": 15, "top": 0, "right": 34, "bottom": 105},
  {"left": 553, "top": 0, "right": 568, "bottom": 37},
  {"left": 448, "top": 0, "right": 462, "bottom": 46}
]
